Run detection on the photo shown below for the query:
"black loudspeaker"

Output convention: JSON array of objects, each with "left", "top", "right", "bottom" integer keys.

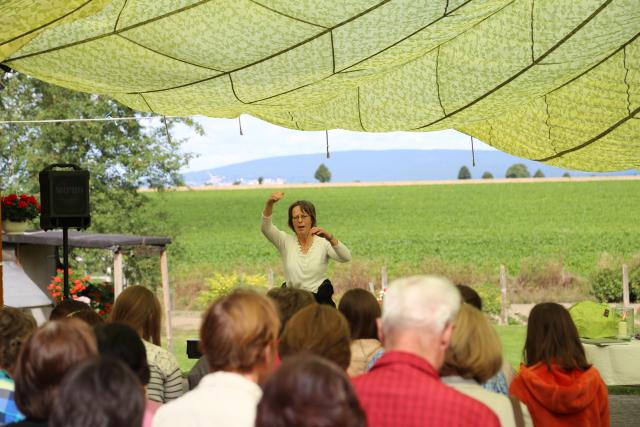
[{"left": 39, "top": 164, "right": 91, "bottom": 230}]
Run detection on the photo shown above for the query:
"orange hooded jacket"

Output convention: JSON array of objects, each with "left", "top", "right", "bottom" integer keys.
[{"left": 509, "top": 362, "right": 609, "bottom": 427}]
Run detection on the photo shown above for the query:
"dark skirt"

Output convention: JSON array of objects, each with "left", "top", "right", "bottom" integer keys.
[{"left": 282, "top": 279, "right": 336, "bottom": 308}]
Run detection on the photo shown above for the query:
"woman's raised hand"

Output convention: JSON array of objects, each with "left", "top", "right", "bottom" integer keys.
[
  {"left": 267, "top": 192, "right": 285, "bottom": 204},
  {"left": 310, "top": 226, "right": 333, "bottom": 241}
]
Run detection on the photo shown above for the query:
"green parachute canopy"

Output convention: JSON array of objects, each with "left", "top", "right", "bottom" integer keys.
[{"left": 1, "top": 0, "right": 639, "bottom": 171}]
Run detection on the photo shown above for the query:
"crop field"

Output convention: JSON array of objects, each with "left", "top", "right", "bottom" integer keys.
[{"left": 157, "top": 180, "right": 640, "bottom": 292}]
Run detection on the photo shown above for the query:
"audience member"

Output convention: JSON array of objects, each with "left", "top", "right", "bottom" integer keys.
[
  {"left": 49, "top": 357, "right": 145, "bottom": 427},
  {"left": 13, "top": 319, "right": 97, "bottom": 426},
  {"left": 441, "top": 304, "right": 533, "bottom": 426},
  {"left": 187, "top": 286, "right": 316, "bottom": 390},
  {"left": 510, "top": 302, "right": 609, "bottom": 427},
  {"left": 94, "top": 323, "right": 159, "bottom": 427},
  {"left": 338, "top": 288, "right": 383, "bottom": 376},
  {"left": 110, "top": 285, "right": 183, "bottom": 403},
  {"left": 49, "top": 299, "right": 92, "bottom": 321},
  {"left": 266, "top": 287, "right": 316, "bottom": 335},
  {"left": 67, "top": 308, "right": 104, "bottom": 326},
  {"left": 456, "top": 284, "right": 514, "bottom": 394},
  {"left": 352, "top": 275, "right": 500, "bottom": 427},
  {"left": 256, "top": 354, "right": 366, "bottom": 427},
  {"left": 279, "top": 304, "right": 351, "bottom": 370},
  {"left": 153, "top": 289, "right": 280, "bottom": 427},
  {"left": 0, "top": 307, "right": 36, "bottom": 425}
]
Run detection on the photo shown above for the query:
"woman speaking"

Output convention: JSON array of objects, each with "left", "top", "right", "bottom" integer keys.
[{"left": 262, "top": 192, "right": 351, "bottom": 306}]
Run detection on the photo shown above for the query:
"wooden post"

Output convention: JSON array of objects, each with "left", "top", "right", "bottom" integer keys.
[
  {"left": 160, "top": 247, "right": 173, "bottom": 353},
  {"left": 499, "top": 265, "right": 508, "bottom": 325},
  {"left": 381, "top": 266, "right": 388, "bottom": 291},
  {"left": 622, "top": 264, "right": 630, "bottom": 307},
  {"left": 368, "top": 280, "right": 375, "bottom": 294},
  {"left": 113, "top": 249, "right": 124, "bottom": 298},
  {"left": 267, "top": 268, "right": 274, "bottom": 289},
  {"left": 0, "top": 198, "right": 3, "bottom": 307}
]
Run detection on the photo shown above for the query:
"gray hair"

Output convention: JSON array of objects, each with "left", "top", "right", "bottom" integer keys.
[{"left": 381, "top": 275, "right": 461, "bottom": 335}]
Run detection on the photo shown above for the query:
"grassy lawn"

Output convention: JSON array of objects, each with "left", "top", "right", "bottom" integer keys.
[{"left": 495, "top": 324, "right": 526, "bottom": 369}]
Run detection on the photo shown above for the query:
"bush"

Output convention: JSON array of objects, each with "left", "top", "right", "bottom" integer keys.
[
  {"left": 590, "top": 267, "right": 640, "bottom": 303},
  {"left": 474, "top": 283, "right": 501, "bottom": 316},
  {"left": 197, "top": 272, "right": 269, "bottom": 307}
]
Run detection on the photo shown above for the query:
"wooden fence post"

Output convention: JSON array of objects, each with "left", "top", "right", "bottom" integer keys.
[
  {"left": 622, "top": 264, "right": 630, "bottom": 307},
  {"left": 113, "top": 249, "right": 124, "bottom": 298},
  {"left": 500, "top": 265, "right": 508, "bottom": 325},
  {"left": 381, "top": 266, "right": 388, "bottom": 292},
  {"left": 267, "top": 268, "right": 274, "bottom": 289},
  {"left": 160, "top": 247, "right": 173, "bottom": 353}
]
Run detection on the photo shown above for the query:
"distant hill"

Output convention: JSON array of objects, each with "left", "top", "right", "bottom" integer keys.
[{"left": 183, "top": 150, "right": 638, "bottom": 185}]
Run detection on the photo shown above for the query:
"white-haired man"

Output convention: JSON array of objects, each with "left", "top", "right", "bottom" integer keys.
[{"left": 352, "top": 276, "right": 500, "bottom": 427}]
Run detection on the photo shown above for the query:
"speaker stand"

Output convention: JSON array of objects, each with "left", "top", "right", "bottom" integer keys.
[{"left": 62, "top": 227, "right": 70, "bottom": 299}]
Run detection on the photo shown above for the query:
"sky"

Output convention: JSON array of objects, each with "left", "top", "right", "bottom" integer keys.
[{"left": 173, "top": 115, "right": 495, "bottom": 173}]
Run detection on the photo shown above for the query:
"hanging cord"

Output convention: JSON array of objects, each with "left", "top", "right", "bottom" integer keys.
[
  {"left": 238, "top": 116, "right": 243, "bottom": 136},
  {"left": 0, "top": 115, "right": 178, "bottom": 124},
  {"left": 325, "top": 130, "right": 330, "bottom": 159},
  {"left": 162, "top": 116, "right": 172, "bottom": 145},
  {"left": 470, "top": 135, "right": 476, "bottom": 167}
]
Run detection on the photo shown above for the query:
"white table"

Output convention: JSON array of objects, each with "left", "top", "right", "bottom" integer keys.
[{"left": 583, "top": 339, "right": 640, "bottom": 386}]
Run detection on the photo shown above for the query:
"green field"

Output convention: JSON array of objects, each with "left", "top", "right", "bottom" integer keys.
[{"left": 158, "top": 180, "right": 639, "bottom": 293}]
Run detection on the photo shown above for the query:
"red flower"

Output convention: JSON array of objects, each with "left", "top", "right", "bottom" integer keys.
[{"left": 17, "top": 201, "right": 28, "bottom": 209}]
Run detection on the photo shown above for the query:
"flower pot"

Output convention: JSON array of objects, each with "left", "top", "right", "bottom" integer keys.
[{"left": 2, "top": 219, "right": 29, "bottom": 234}]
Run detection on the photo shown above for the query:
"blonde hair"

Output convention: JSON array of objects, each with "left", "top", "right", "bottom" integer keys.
[
  {"left": 442, "top": 304, "right": 502, "bottom": 383},
  {"left": 110, "top": 286, "right": 162, "bottom": 345},
  {"left": 279, "top": 305, "right": 351, "bottom": 371},
  {"left": 200, "top": 289, "right": 280, "bottom": 373}
]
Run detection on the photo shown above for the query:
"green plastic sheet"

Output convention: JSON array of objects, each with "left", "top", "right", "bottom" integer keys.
[{"left": 1, "top": 0, "right": 639, "bottom": 171}]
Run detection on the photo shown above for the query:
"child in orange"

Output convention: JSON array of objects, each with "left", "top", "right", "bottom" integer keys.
[{"left": 510, "top": 303, "right": 609, "bottom": 426}]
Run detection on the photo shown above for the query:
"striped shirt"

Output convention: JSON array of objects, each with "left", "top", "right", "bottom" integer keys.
[
  {"left": 0, "top": 370, "right": 24, "bottom": 425},
  {"left": 144, "top": 340, "right": 184, "bottom": 403}
]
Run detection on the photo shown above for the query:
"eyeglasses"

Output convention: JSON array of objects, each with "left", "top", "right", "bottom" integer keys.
[{"left": 292, "top": 215, "right": 309, "bottom": 221}]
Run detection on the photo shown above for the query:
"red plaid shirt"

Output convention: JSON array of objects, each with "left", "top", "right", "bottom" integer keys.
[{"left": 352, "top": 351, "right": 500, "bottom": 427}]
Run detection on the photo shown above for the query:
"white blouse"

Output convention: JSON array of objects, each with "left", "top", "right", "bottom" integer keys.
[{"left": 261, "top": 215, "right": 351, "bottom": 292}]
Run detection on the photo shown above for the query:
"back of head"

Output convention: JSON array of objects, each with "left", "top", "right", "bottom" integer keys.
[
  {"left": 110, "top": 285, "right": 162, "bottom": 345},
  {"left": 279, "top": 304, "right": 351, "bottom": 370},
  {"left": 338, "top": 288, "right": 381, "bottom": 340},
  {"left": 442, "top": 304, "right": 502, "bottom": 383},
  {"left": 525, "top": 302, "right": 589, "bottom": 371},
  {"left": 15, "top": 319, "right": 98, "bottom": 420},
  {"left": 50, "top": 299, "right": 92, "bottom": 320},
  {"left": 49, "top": 357, "right": 145, "bottom": 427},
  {"left": 94, "top": 322, "right": 150, "bottom": 385},
  {"left": 68, "top": 308, "right": 104, "bottom": 326},
  {"left": 382, "top": 275, "right": 461, "bottom": 337},
  {"left": 266, "top": 287, "right": 316, "bottom": 335},
  {"left": 456, "top": 284, "right": 482, "bottom": 311},
  {"left": 200, "top": 289, "right": 280, "bottom": 374},
  {"left": 256, "top": 354, "right": 366, "bottom": 427},
  {"left": 0, "top": 306, "right": 36, "bottom": 374}
]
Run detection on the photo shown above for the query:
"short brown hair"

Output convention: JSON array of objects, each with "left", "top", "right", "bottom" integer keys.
[
  {"left": 50, "top": 299, "right": 92, "bottom": 320},
  {"left": 279, "top": 305, "right": 351, "bottom": 370},
  {"left": 110, "top": 286, "right": 162, "bottom": 345},
  {"left": 0, "top": 306, "right": 36, "bottom": 373},
  {"left": 442, "top": 304, "right": 502, "bottom": 383},
  {"left": 15, "top": 319, "right": 97, "bottom": 419},
  {"left": 338, "top": 288, "right": 381, "bottom": 340},
  {"left": 524, "top": 302, "right": 590, "bottom": 371},
  {"left": 287, "top": 200, "right": 317, "bottom": 231},
  {"left": 267, "top": 287, "right": 316, "bottom": 335},
  {"left": 256, "top": 354, "right": 367, "bottom": 427},
  {"left": 200, "top": 289, "right": 280, "bottom": 373}
]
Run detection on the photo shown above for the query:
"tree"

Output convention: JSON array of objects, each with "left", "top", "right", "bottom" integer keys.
[
  {"left": 457, "top": 166, "right": 471, "bottom": 180},
  {"left": 314, "top": 163, "right": 331, "bottom": 183},
  {"left": 562, "top": 172, "right": 571, "bottom": 178},
  {"left": 505, "top": 163, "right": 531, "bottom": 178},
  {"left": 533, "top": 169, "right": 545, "bottom": 178},
  {"left": 0, "top": 71, "right": 202, "bottom": 286},
  {"left": 481, "top": 171, "right": 493, "bottom": 179},
  {"left": 257, "top": 176, "right": 264, "bottom": 185}
]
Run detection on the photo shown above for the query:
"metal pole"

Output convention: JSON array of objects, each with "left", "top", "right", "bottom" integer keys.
[{"left": 63, "top": 227, "right": 69, "bottom": 299}]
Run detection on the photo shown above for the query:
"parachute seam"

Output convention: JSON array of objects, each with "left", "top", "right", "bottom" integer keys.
[
  {"left": 623, "top": 47, "right": 632, "bottom": 116},
  {"left": 0, "top": 0, "right": 97, "bottom": 46},
  {"left": 114, "top": 0, "right": 129, "bottom": 32},
  {"left": 413, "top": 0, "right": 614, "bottom": 130},
  {"left": 248, "top": 1, "right": 328, "bottom": 29}
]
